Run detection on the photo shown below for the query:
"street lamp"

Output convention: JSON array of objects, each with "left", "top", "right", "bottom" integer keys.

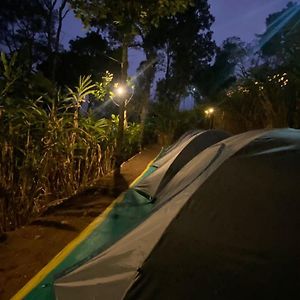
[
  {"left": 116, "top": 86, "right": 126, "bottom": 96},
  {"left": 113, "top": 82, "right": 134, "bottom": 177},
  {"left": 113, "top": 83, "right": 134, "bottom": 106},
  {"left": 204, "top": 107, "right": 215, "bottom": 129},
  {"left": 205, "top": 107, "right": 214, "bottom": 115}
]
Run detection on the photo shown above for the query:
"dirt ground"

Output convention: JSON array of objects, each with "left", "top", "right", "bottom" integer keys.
[{"left": 0, "top": 145, "right": 161, "bottom": 300}]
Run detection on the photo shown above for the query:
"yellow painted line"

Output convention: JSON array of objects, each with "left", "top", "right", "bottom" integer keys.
[
  {"left": 12, "top": 151, "right": 159, "bottom": 300},
  {"left": 12, "top": 193, "right": 123, "bottom": 300},
  {"left": 129, "top": 155, "right": 158, "bottom": 188}
]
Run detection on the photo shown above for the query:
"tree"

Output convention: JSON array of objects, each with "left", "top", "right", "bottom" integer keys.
[
  {"left": 209, "top": 2, "right": 300, "bottom": 133},
  {"left": 0, "top": 0, "right": 48, "bottom": 72},
  {"left": 194, "top": 37, "right": 247, "bottom": 102},
  {"left": 131, "top": 0, "right": 215, "bottom": 143},
  {"left": 39, "top": 32, "right": 119, "bottom": 87},
  {"left": 258, "top": 1, "right": 300, "bottom": 69},
  {"left": 258, "top": 1, "right": 300, "bottom": 127},
  {"left": 129, "top": 56, "right": 157, "bottom": 149},
  {"left": 0, "top": 0, "right": 69, "bottom": 77},
  {"left": 68, "top": 0, "right": 194, "bottom": 175},
  {"left": 145, "top": 0, "right": 215, "bottom": 106},
  {"left": 48, "top": 0, "right": 70, "bottom": 81}
]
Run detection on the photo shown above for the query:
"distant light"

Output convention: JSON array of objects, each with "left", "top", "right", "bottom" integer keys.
[{"left": 205, "top": 107, "right": 215, "bottom": 115}]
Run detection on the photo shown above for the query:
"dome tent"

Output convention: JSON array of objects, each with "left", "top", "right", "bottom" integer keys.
[
  {"left": 16, "top": 129, "right": 231, "bottom": 300},
  {"left": 55, "top": 128, "right": 300, "bottom": 299},
  {"left": 135, "top": 129, "right": 231, "bottom": 198}
]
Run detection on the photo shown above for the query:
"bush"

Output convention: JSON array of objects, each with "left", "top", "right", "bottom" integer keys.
[{"left": 0, "top": 55, "right": 138, "bottom": 231}]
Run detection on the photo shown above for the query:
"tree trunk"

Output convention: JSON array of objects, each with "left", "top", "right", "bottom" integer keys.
[
  {"left": 139, "top": 97, "right": 148, "bottom": 150},
  {"left": 44, "top": 0, "right": 57, "bottom": 56},
  {"left": 138, "top": 48, "right": 157, "bottom": 149},
  {"left": 52, "top": 0, "right": 69, "bottom": 82},
  {"left": 114, "top": 34, "right": 129, "bottom": 177}
]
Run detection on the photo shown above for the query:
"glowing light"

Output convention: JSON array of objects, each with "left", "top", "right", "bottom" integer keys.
[
  {"left": 226, "top": 90, "right": 233, "bottom": 97},
  {"left": 205, "top": 107, "right": 215, "bottom": 115},
  {"left": 116, "top": 86, "right": 126, "bottom": 96},
  {"left": 112, "top": 83, "right": 134, "bottom": 107}
]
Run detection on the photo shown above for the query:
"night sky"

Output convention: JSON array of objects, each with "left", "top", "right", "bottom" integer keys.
[
  {"left": 61, "top": 0, "right": 298, "bottom": 74},
  {"left": 210, "top": 0, "right": 299, "bottom": 44}
]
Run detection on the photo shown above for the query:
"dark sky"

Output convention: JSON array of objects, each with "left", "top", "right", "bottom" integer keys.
[
  {"left": 210, "top": 0, "right": 298, "bottom": 44},
  {"left": 61, "top": 0, "right": 297, "bottom": 74}
]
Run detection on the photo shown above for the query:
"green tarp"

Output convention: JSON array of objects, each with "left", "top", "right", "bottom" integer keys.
[{"left": 24, "top": 166, "right": 157, "bottom": 300}]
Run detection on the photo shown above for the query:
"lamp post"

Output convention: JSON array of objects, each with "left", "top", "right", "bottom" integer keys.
[
  {"left": 113, "top": 82, "right": 134, "bottom": 177},
  {"left": 204, "top": 107, "right": 215, "bottom": 129}
]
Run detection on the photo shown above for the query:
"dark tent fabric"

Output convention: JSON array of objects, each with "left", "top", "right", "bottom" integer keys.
[
  {"left": 24, "top": 130, "right": 229, "bottom": 300},
  {"left": 153, "top": 129, "right": 203, "bottom": 167},
  {"left": 135, "top": 130, "right": 231, "bottom": 198},
  {"left": 125, "top": 129, "right": 300, "bottom": 300},
  {"left": 55, "top": 128, "right": 300, "bottom": 300}
]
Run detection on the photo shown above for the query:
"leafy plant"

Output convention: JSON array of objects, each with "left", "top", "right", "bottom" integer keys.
[{"left": 0, "top": 59, "right": 139, "bottom": 231}]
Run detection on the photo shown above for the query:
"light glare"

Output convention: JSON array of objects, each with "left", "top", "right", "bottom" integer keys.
[{"left": 116, "top": 86, "right": 125, "bottom": 96}]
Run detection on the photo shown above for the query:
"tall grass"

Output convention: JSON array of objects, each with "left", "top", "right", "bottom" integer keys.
[{"left": 0, "top": 56, "right": 140, "bottom": 231}]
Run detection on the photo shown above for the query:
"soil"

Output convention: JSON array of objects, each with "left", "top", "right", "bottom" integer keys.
[{"left": 0, "top": 145, "right": 161, "bottom": 300}]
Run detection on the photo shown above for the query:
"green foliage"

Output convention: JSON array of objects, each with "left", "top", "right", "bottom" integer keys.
[
  {"left": 150, "top": 0, "right": 215, "bottom": 105},
  {"left": 0, "top": 56, "right": 139, "bottom": 231},
  {"left": 150, "top": 101, "right": 179, "bottom": 145},
  {"left": 152, "top": 105, "right": 202, "bottom": 142},
  {"left": 66, "top": 75, "right": 96, "bottom": 107},
  {"left": 0, "top": 0, "right": 68, "bottom": 73},
  {"left": 38, "top": 32, "right": 120, "bottom": 88},
  {"left": 124, "top": 122, "right": 142, "bottom": 157},
  {"left": 194, "top": 37, "right": 247, "bottom": 102},
  {"left": 259, "top": 2, "right": 300, "bottom": 64},
  {"left": 148, "top": 101, "right": 200, "bottom": 145},
  {"left": 195, "top": 3, "right": 300, "bottom": 133},
  {"left": 0, "top": 51, "right": 56, "bottom": 102},
  {"left": 69, "top": 0, "right": 193, "bottom": 31},
  {"left": 0, "top": 52, "right": 22, "bottom": 98},
  {"left": 93, "top": 71, "right": 114, "bottom": 101},
  {"left": 218, "top": 68, "right": 299, "bottom": 133},
  {"left": 212, "top": 3, "right": 300, "bottom": 133}
]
